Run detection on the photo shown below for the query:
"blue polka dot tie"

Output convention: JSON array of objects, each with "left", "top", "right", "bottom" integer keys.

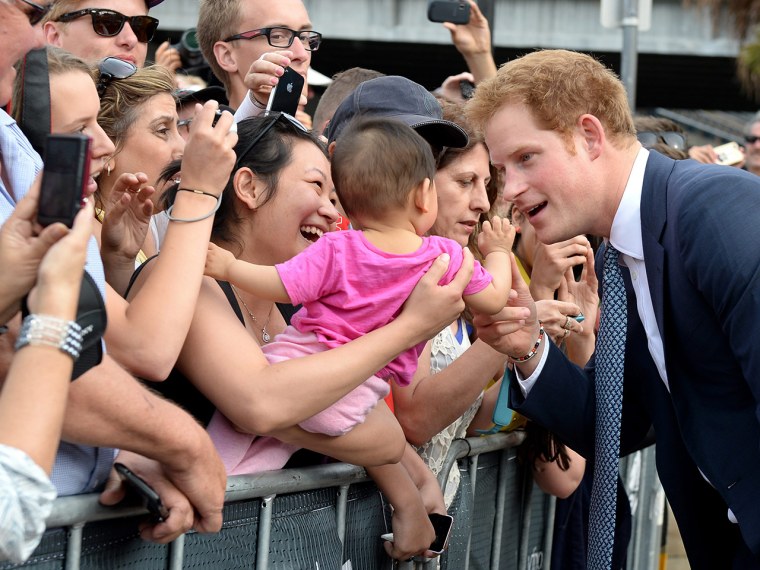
[{"left": 587, "top": 243, "right": 626, "bottom": 570}]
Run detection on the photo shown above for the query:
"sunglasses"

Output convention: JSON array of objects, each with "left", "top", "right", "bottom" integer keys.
[
  {"left": 223, "top": 27, "right": 322, "bottom": 52},
  {"left": 55, "top": 9, "right": 159, "bottom": 43},
  {"left": 637, "top": 131, "right": 687, "bottom": 151},
  {"left": 235, "top": 112, "right": 308, "bottom": 171},
  {"left": 745, "top": 135, "right": 760, "bottom": 144},
  {"left": 96, "top": 56, "right": 138, "bottom": 98},
  {"left": 15, "top": 0, "right": 50, "bottom": 25}
]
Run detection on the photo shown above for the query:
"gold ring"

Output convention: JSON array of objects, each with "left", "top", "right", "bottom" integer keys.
[
  {"left": 564, "top": 315, "right": 572, "bottom": 330},
  {"left": 562, "top": 328, "right": 570, "bottom": 339}
]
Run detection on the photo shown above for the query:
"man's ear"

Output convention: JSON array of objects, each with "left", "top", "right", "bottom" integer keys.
[
  {"left": 327, "top": 140, "right": 336, "bottom": 159},
  {"left": 213, "top": 40, "right": 238, "bottom": 74},
  {"left": 43, "top": 22, "right": 64, "bottom": 47},
  {"left": 413, "top": 178, "right": 434, "bottom": 213},
  {"left": 510, "top": 204, "right": 523, "bottom": 232},
  {"left": 232, "top": 167, "right": 260, "bottom": 210},
  {"left": 577, "top": 114, "right": 605, "bottom": 160}
]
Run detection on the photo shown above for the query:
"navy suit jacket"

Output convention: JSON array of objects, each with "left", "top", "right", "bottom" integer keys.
[{"left": 510, "top": 151, "right": 760, "bottom": 569}]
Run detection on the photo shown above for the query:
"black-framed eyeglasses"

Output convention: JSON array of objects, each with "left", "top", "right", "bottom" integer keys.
[
  {"left": 637, "top": 131, "right": 687, "bottom": 151},
  {"left": 745, "top": 135, "right": 760, "bottom": 145},
  {"left": 223, "top": 27, "right": 322, "bottom": 52},
  {"left": 55, "top": 9, "right": 159, "bottom": 43},
  {"left": 96, "top": 57, "right": 138, "bottom": 98},
  {"left": 15, "top": 0, "right": 50, "bottom": 26},
  {"left": 235, "top": 112, "right": 308, "bottom": 171}
]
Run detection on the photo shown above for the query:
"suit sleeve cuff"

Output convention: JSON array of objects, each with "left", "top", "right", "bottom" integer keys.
[{"left": 514, "top": 341, "right": 550, "bottom": 396}]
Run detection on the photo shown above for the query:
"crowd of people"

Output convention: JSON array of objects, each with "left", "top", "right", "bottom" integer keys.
[{"left": 1, "top": 0, "right": 760, "bottom": 568}]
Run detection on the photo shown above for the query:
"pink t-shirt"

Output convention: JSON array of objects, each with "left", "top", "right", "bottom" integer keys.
[{"left": 276, "top": 230, "right": 492, "bottom": 386}]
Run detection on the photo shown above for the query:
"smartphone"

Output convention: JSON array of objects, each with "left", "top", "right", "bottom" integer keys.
[
  {"left": 266, "top": 67, "right": 304, "bottom": 117},
  {"left": 714, "top": 141, "right": 744, "bottom": 166},
  {"left": 380, "top": 513, "right": 454, "bottom": 554},
  {"left": 460, "top": 79, "right": 475, "bottom": 100},
  {"left": 38, "top": 134, "right": 91, "bottom": 228},
  {"left": 114, "top": 462, "right": 170, "bottom": 521},
  {"left": 427, "top": 1, "right": 471, "bottom": 24}
]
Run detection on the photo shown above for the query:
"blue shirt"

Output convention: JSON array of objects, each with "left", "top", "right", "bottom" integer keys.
[{"left": 0, "top": 109, "right": 114, "bottom": 496}]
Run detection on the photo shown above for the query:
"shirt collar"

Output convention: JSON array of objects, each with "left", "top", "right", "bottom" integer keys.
[{"left": 609, "top": 146, "right": 649, "bottom": 260}]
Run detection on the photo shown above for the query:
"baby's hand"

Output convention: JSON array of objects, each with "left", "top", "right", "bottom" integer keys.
[
  {"left": 384, "top": 499, "right": 437, "bottom": 561},
  {"left": 478, "top": 215, "right": 515, "bottom": 256},
  {"left": 204, "top": 242, "right": 236, "bottom": 280}
]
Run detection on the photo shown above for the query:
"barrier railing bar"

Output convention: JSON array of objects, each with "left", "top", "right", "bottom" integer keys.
[
  {"left": 543, "top": 495, "right": 556, "bottom": 570},
  {"left": 490, "top": 448, "right": 511, "bottom": 569},
  {"left": 256, "top": 494, "right": 275, "bottom": 570},
  {"left": 463, "top": 454, "right": 478, "bottom": 570},
  {"left": 64, "top": 522, "right": 84, "bottom": 570},
  {"left": 336, "top": 484, "right": 349, "bottom": 546},
  {"left": 517, "top": 470, "right": 533, "bottom": 570},
  {"left": 168, "top": 533, "right": 184, "bottom": 570}
]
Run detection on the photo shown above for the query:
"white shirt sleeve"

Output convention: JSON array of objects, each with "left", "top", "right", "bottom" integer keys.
[
  {"left": 514, "top": 342, "right": 550, "bottom": 396},
  {"left": 0, "top": 444, "right": 57, "bottom": 564},
  {"left": 233, "top": 91, "right": 266, "bottom": 123}
]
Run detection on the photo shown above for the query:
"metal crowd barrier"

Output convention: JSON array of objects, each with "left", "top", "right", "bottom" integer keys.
[{"left": 0, "top": 433, "right": 663, "bottom": 570}]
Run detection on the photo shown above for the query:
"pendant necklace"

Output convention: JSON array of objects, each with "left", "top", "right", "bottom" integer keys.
[{"left": 230, "top": 284, "right": 273, "bottom": 343}]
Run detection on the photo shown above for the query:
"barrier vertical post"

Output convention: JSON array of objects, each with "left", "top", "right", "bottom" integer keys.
[
  {"left": 64, "top": 522, "right": 84, "bottom": 570},
  {"left": 256, "top": 494, "right": 276, "bottom": 569},
  {"left": 168, "top": 533, "right": 185, "bottom": 570}
]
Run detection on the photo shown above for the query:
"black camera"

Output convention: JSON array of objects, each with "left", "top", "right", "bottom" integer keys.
[{"left": 171, "top": 28, "right": 205, "bottom": 71}]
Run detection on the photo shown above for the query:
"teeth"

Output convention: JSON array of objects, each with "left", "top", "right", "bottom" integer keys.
[{"left": 300, "top": 225, "right": 324, "bottom": 238}]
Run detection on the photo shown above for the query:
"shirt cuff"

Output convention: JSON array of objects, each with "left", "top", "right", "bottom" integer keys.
[
  {"left": 514, "top": 341, "right": 550, "bottom": 397},
  {"left": 233, "top": 91, "right": 266, "bottom": 123}
]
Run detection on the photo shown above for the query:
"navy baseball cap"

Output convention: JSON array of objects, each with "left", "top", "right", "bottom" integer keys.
[{"left": 327, "top": 75, "right": 468, "bottom": 148}]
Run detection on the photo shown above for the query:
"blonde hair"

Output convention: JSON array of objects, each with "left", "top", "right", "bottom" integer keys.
[
  {"left": 467, "top": 49, "right": 636, "bottom": 149},
  {"left": 44, "top": 0, "right": 151, "bottom": 24},
  {"left": 11, "top": 46, "right": 94, "bottom": 122},
  {"left": 197, "top": 0, "right": 242, "bottom": 93}
]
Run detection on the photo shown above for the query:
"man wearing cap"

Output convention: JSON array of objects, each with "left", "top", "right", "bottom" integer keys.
[
  {"left": 196, "top": 0, "right": 320, "bottom": 120},
  {"left": 326, "top": 75, "right": 468, "bottom": 151},
  {"left": 43, "top": 0, "right": 163, "bottom": 67}
]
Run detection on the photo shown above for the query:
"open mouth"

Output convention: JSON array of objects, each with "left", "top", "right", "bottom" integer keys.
[
  {"left": 526, "top": 202, "right": 547, "bottom": 220},
  {"left": 300, "top": 225, "right": 324, "bottom": 243}
]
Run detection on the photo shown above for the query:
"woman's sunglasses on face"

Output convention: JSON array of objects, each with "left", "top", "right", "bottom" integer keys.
[{"left": 55, "top": 8, "right": 159, "bottom": 43}]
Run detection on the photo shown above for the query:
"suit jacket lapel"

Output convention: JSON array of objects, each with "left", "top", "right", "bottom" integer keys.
[{"left": 640, "top": 151, "right": 676, "bottom": 341}]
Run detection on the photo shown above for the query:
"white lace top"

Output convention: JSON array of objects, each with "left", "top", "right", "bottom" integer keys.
[{"left": 414, "top": 317, "right": 483, "bottom": 507}]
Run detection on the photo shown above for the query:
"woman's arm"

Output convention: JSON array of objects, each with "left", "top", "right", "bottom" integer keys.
[
  {"left": 104, "top": 103, "right": 238, "bottom": 380},
  {"left": 179, "top": 251, "right": 474, "bottom": 435},
  {"left": 532, "top": 447, "right": 586, "bottom": 499},
  {"left": 392, "top": 335, "right": 507, "bottom": 447}
]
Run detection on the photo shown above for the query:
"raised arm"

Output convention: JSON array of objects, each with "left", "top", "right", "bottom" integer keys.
[
  {"left": 443, "top": 0, "right": 498, "bottom": 84},
  {"left": 104, "top": 103, "right": 237, "bottom": 380}
]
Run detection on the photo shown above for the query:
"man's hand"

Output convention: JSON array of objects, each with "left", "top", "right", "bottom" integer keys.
[
  {"left": 100, "top": 452, "right": 196, "bottom": 543},
  {"left": 243, "top": 50, "right": 307, "bottom": 109},
  {"left": 473, "top": 255, "right": 538, "bottom": 358},
  {"left": 443, "top": 0, "right": 492, "bottom": 58}
]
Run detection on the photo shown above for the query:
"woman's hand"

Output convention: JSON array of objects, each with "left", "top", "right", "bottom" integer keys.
[
  {"left": 528, "top": 236, "right": 590, "bottom": 301},
  {"left": 536, "top": 299, "right": 583, "bottom": 345},
  {"left": 101, "top": 172, "right": 155, "bottom": 263},
  {"left": 27, "top": 201, "right": 94, "bottom": 319},
  {"left": 180, "top": 101, "right": 238, "bottom": 195},
  {"left": 242, "top": 50, "right": 308, "bottom": 110},
  {"left": 443, "top": 0, "right": 492, "bottom": 59}
]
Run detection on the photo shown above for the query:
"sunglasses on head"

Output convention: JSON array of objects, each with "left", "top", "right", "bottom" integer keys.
[
  {"left": 637, "top": 131, "right": 687, "bottom": 151},
  {"left": 55, "top": 9, "right": 159, "bottom": 43},
  {"left": 15, "top": 0, "right": 50, "bottom": 26},
  {"left": 96, "top": 56, "right": 138, "bottom": 98},
  {"left": 235, "top": 112, "right": 308, "bottom": 171}
]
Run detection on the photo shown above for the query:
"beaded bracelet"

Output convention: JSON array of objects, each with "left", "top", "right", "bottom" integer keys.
[
  {"left": 508, "top": 322, "right": 545, "bottom": 363},
  {"left": 15, "top": 314, "right": 83, "bottom": 360},
  {"left": 166, "top": 191, "right": 223, "bottom": 223}
]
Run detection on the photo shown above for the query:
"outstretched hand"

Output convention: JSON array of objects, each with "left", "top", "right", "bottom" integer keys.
[{"left": 101, "top": 172, "right": 155, "bottom": 265}]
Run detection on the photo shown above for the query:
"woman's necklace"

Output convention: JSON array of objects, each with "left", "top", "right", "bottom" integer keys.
[{"left": 230, "top": 284, "right": 273, "bottom": 343}]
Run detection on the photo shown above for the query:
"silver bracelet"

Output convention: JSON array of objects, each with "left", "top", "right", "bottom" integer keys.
[
  {"left": 15, "top": 314, "right": 83, "bottom": 360},
  {"left": 166, "top": 191, "right": 223, "bottom": 223}
]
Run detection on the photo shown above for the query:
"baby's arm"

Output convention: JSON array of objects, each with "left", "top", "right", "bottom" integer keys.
[
  {"left": 205, "top": 243, "right": 291, "bottom": 303},
  {"left": 466, "top": 216, "right": 515, "bottom": 314},
  {"left": 369, "top": 459, "right": 437, "bottom": 560}
]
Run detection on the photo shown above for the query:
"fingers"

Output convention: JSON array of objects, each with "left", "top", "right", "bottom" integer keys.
[
  {"left": 244, "top": 50, "right": 294, "bottom": 92},
  {"left": 98, "top": 469, "right": 127, "bottom": 506}
]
